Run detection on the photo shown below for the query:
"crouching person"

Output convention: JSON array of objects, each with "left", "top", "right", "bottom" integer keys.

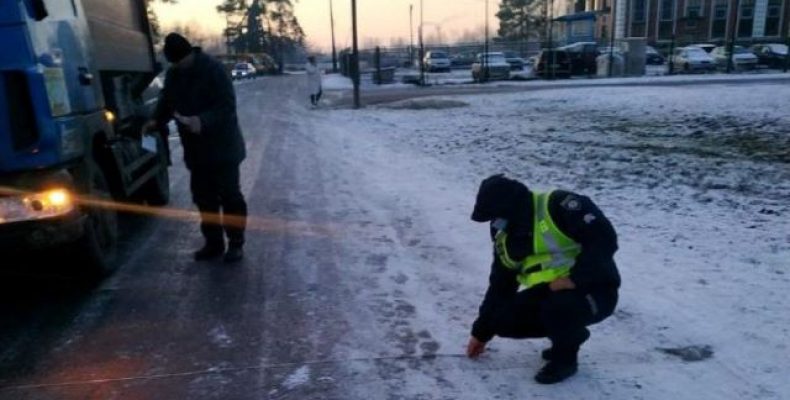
[{"left": 466, "top": 174, "right": 620, "bottom": 384}]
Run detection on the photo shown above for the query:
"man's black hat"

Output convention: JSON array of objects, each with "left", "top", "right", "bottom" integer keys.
[{"left": 164, "top": 33, "right": 193, "bottom": 63}]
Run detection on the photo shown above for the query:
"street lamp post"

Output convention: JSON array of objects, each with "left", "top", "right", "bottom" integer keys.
[
  {"left": 608, "top": 0, "right": 616, "bottom": 76},
  {"left": 351, "top": 0, "right": 360, "bottom": 108},
  {"left": 330, "top": 0, "right": 338, "bottom": 73},
  {"left": 484, "top": 0, "right": 489, "bottom": 82},
  {"left": 726, "top": 0, "right": 741, "bottom": 73},
  {"left": 410, "top": 4, "right": 414, "bottom": 68},
  {"left": 419, "top": 0, "right": 425, "bottom": 85}
]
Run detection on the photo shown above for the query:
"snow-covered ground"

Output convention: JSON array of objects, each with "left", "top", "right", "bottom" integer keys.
[{"left": 305, "top": 82, "right": 789, "bottom": 398}]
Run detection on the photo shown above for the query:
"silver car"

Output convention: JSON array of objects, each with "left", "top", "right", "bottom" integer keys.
[
  {"left": 471, "top": 52, "right": 511, "bottom": 81},
  {"left": 423, "top": 51, "right": 451, "bottom": 73},
  {"left": 710, "top": 46, "right": 759, "bottom": 70},
  {"left": 672, "top": 47, "right": 716, "bottom": 73}
]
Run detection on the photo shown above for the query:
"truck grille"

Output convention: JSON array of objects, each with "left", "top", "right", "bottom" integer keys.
[{"left": 3, "top": 71, "right": 39, "bottom": 151}]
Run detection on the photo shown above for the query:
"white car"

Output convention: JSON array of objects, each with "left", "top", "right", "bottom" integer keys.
[
  {"left": 688, "top": 43, "right": 717, "bottom": 53},
  {"left": 231, "top": 63, "right": 256, "bottom": 80},
  {"left": 710, "top": 46, "right": 759, "bottom": 70},
  {"left": 672, "top": 47, "right": 716, "bottom": 73},
  {"left": 423, "top": 51, "right": 451, "bottom": 72},
  {"left": 471, "top": 52, "right": 512, "bottom": 81}
]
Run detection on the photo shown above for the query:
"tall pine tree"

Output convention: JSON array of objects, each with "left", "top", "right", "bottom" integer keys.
[
  {"left": 217, "top": 0, "right": 305, "bottom": 67},
  {"left": 496, "top": 0, "right": 548, "bottom": 43}
]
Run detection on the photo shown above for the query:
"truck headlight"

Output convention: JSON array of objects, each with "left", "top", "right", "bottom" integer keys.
[{"left": 0, "top": 188, "right": 75, "bottom": 224}]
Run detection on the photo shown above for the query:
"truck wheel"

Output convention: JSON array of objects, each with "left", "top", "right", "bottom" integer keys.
[
  {"left": 76, "top": 167, "right": 119, "bottom": 279},
  {"left": 140, "top": 135, "right": 170, "bottom": 206}
]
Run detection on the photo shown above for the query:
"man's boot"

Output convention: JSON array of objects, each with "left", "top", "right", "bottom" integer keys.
[
  {"left": 224, "top": 245, "right": 244, "bottom": 263},
  {"left": 540, "top": 329, "right": 589, "bottom": 361},
  {"left": 194, "top": 243, "right": 225, "bottom": 261},
  {"left": 534, "top": 360, "right": 578, "bottom": 384}
]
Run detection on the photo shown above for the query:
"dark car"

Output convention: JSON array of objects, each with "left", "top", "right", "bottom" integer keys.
[
  {"left": 535, "top": 49, "right": 571, "bottom": 79},
  {"left": 502, "top": 51, "right": 526, "bottom": 70},
  {"left": 451, "top": 52, "right": 476, "bottom": 68},
  {"left": 750, "top": 43, "right": 789, "bottom": 68},
  {"left": 646, "top": 46, "right": 665, "bottom": 65},
  {"left": 558, "top": 42, "right": 599, "bottom": 75}
]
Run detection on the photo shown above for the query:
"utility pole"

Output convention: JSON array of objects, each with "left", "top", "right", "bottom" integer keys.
[
  {"left": 330, "top": 0, "right": 338, "bottom": 72},
  {"left": 419, "top": 0, "right": 425, "bottom": 85},
  {"left": 608, "top": 0, "right": 616, "bottom": 76},
  {"left": 548, "top": 0, "right": 555, "bottom": 79},
  {"left": 351, "top": 0, "right": 360, "bottom": 108},
  {"left": 784, "top": 15, "right": 789, "bottom": 72},
  {"left": 726, "top": 0, "right": 741, "bottom": 73},
  {"left": 484, "top": 0, "right": 489, "bottom": 82},
  {"left": 410, "top": 4, "right": 415, "bottom": 68}
]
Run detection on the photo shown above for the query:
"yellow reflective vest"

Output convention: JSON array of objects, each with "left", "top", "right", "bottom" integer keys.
[{"left": 494, "top": 191, "right": 582, "bottom": 289}]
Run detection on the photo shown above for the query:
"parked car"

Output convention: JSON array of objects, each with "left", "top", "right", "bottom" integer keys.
[
  {"left": 750, "top": 43, "right": 789, "bottom": 68},
  {"left": 451, "top": 52, "right": 476, "bottom": 68},
  {"left": 502, "top": 51, "right": 527, "bottom": 70},
  {"left": 423, "top": 50, "right": 451, "bottom": 72},
  {"left": 672, "top": 47, "right": 716, "bottom": 73},
  {"left": 688, "top": 43, "right": 717, "bottom": 53},
  {"left": 535, "top": 49, "right": 572, "bottom": 78},
  {"left": 232, "top": 62, "right": 257, "bottom": 80},
  {"left": 471, "top": 52, "right": 512, "bottom": 81},
  {"left": 558, "top": 42, "right": 599, "bottom": 75},
  {"left": 710, "top": 46, "right": 758, "bottom": 70},
  {"left": 646, "top": 46, "right": 665, "bottom": 65}
]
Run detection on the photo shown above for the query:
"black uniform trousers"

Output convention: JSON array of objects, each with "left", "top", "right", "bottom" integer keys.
[
  {"left": 489, "top": 286, "right": 617, "bottom": 363},
  {"left": 189, "top": 162, "right": 247, "bottom": 248}
]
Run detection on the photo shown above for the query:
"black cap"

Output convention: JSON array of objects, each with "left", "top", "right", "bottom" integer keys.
[
  {"left": 471, "top": 174, "right": 530, "bottom": 222},
  {"left": 164, "top": 33, "right": 193, "bottom": 63}
]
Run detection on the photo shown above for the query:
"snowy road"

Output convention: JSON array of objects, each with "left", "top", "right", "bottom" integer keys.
[{"left": 0, "top": 76, "right": 788, "bottom": 399}]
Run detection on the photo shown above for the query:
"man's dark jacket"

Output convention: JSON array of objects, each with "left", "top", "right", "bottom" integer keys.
[
  {"left": 155, "top": 48, "right": 246, "bottom": 169},
  {"left": 471, "top": 186, "right": 621, "bottom": 342}
]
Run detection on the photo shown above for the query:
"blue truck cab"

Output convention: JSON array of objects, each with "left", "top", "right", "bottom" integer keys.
[{"left": 0, "top": 0, "right": 169, "bottom": 276}]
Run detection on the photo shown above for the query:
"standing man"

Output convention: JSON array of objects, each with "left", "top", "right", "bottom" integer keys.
[
  {"left": 143, "top": 33, "right": 247, "bottom": 263},
  {"left": 305, "top": 56, "right": 323, "bottom": 107},
  {"left": 466, "top": 174, "right": 620, "bottom": 384}
]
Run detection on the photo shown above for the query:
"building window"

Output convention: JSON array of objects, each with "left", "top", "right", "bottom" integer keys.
[
  {"left": 738, "top": 0, "right": 754, "bottom": 38},
  {"left": 711, "top": 0, "right": 728, "bottom": 39},
  {"left": 765, "top": 0, "right": 781, "bottom": 36},
  {"left": 686, "top": 0, "right": 702, "bottom": 18},
  {"left": 633, "top": 0, "right": 646, "bottom": 22},
  {"left": 661, "top": 0, "right": 674, "bottom": 20}
]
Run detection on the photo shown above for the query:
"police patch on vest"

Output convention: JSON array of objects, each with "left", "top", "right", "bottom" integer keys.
[{"left": 561, "top": 195, "right": 581, "bottom": 211}]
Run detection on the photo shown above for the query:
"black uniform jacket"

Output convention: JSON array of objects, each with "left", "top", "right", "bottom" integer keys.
[
  {"left": 472, "top": 190, "right": 621, "bottom": 342},
  {"left": 155, "top": 48, "right": 246, "bottom": 169}
]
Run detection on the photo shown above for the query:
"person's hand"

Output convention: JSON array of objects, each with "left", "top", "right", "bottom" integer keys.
[
  {"left": 549, "top": 277, "right": 576, "bottom": 292},
  {"left": 140, "top": 119, "right": 157, "bottom": 136},
  {"left": 174, "top": 112, "right": 201, "bottom": 134},
  {"left": 466, "top": 336, "right": 487, "bottom": 359}
]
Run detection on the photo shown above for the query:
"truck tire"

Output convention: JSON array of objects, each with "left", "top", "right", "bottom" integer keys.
[
  {"left": 76, "top": 167, "right": 119, "bottom": 279},
  {"left": 140, "top": 134, "right": 170, "bottom": 206}
]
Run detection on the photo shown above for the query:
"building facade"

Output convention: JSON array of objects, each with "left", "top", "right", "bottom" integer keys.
[
  {"left": 555, "top": 0, "right": 790, "bottom": 45},
  {"left": 622, "top": 0, "right": 789, "bottom": 44}
]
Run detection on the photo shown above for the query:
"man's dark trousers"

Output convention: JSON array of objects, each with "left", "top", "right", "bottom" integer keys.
[
  {"left": 190, "top": 162, "right": 247, "bottom": 248},
  {"left": 488, "top": 286, "right": 617, "bottom": 363}
]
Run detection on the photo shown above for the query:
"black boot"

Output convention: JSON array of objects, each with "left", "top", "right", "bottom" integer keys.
[
  {"left": 534, "top": 361, "right": 578, "bottom": 384},
  {"left": 223, "top": 245, "right": 244, "bottom": 263},
  {"left": 542, "top": 329, "right": 589, "bottom": 361},
  {"left": 194, "top": 243, "right": 225, "bottom": 261}
]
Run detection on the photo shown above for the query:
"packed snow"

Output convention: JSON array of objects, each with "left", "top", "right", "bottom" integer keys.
[{"left": 294, "top": 81, "right": 789, "bottom": 399}]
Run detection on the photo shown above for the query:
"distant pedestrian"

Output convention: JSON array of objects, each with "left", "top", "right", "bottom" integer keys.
[
  {"left": 466, "top": 174, "right": 620, "bottom": 384},
  {"left": 306, "top": 56, "right": 323, "bottom": 107},
  {"left": 142, "top": 33, "right": 248, "bottom": 263}
]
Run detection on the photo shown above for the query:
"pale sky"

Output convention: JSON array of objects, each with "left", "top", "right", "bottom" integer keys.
[{"left": 153, "top": 0, "right": 501, "bottom": 51}]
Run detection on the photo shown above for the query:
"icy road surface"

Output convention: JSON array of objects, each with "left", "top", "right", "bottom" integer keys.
[{"left": 0, "top": 76, "right": 787, "bottom": 399}]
